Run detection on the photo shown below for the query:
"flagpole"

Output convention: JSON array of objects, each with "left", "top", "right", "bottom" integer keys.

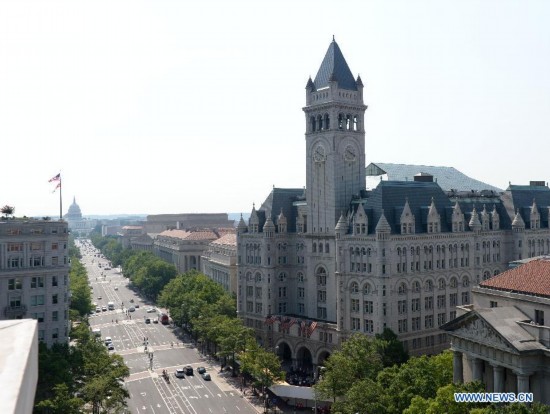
[{"left": 59, "top": 175, "right": 62, "bottom": 220}]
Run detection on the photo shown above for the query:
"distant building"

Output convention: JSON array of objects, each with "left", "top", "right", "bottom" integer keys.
[
  {"left": 201, "top": 232, "right": 238, "bottom": 295},
  {"left": 120, "top": 226, "right": 145, "bottom": 248},
  {"left": 0, "top": 319, "right": 38, "bottom": 414},
  {"left": 64, "top": 197, "right": 96, "bottom": 236},
  {"left": 442, "top": 258, "right": 550, "bottom": 404},
  {"left": 236, "top": 39, "right": 550, "bottom": 376},
  {"left": 143, "top": 213, "right": 234, "bottom": 235},
  {"left": 0, "top": 218, "right": 70, "bottom": 346}
]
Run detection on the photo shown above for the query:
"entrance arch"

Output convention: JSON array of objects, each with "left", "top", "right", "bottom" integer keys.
[
  {"left": 317, "top": 349, "right": 331, "bottom": 366},
  {"left": 296, "top": 346, "right": 313, "bottom": 373}
]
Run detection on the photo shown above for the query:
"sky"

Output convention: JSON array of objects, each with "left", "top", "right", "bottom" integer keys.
[{"left": 1, "top": 0, "right": 549, "bottom": 217}]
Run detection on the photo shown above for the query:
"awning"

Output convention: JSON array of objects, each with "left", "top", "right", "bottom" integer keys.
[{"left": 269, "top": 384, "right": 327, "bottom": 401}]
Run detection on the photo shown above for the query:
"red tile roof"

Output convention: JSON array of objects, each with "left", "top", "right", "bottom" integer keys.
[
  {"left": 480, "top": 258, "right": 550, "bottom": 298},
  {"left": 158, "top": 229, "right": 218, "bottom": 241},
  {"left": 212, "top": 233, "right": 237, "bottom": 247}
]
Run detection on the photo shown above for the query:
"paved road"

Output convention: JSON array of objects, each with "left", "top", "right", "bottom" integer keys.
[{"left": 77, "top": 240, "right": 260, "bottom": 414}]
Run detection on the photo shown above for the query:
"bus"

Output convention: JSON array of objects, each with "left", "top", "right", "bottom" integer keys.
[{"left": 158, "top": 312, "right": 169, "bottom": 325}]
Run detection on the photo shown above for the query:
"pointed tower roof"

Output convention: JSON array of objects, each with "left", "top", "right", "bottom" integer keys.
[
  {"left": 400, "top": 198, "right": 413, "bottom": 220},
  {"left": 263, "top": 213, "right": 275, "bottom": 230},
  {"left": 469, "top": 207, "right": 481, "bottom": 229},
  {"left": 277, "top": 208, "right": 287, "bottom": 224},
  {"left": 512, "top": 209, "right": 525, "bottom": 228},
  {"left": 335, "top": 212, "right": 347, "bottom": 231},
  {"left": 375, "top": 211, "right": 391, "bottom": 233},
  {"left": 481, "top": 204, "right": 490, "bottom": 219},
  {"left": 354, "top": 202, "right": 367, "bottom": 222},
  {"left": 249, "top": 204, "right": 259, "bottom": 224},
  {"left": 237, "top": 214, "right": 247, "bottom": 231},
  {"left": 531, "top": 198, "right": 539, "bottom": 215},
  {"left": 453, "top": 201, "right": 463, "bottom": 216},
  {"left": 314, "top": 39, "right": 357, "bottom": 91},
  {"left": 427, "top": 197, "right": 439, "bottom": 217}
]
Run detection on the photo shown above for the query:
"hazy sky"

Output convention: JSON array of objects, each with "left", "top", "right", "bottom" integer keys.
[{"left": 1, "top": 0, "right": 549, "bottom": 217}]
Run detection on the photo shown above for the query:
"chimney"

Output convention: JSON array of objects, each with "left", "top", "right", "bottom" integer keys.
[{"left": 414, "top": 172, "right": 434, "bottom": 183}]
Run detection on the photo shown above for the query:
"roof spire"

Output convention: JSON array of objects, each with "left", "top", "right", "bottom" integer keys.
[
  {"left": 313, "top": 40, "right": 357, "bottom": 91},
  {"left": 332, "top": 34, "right": 335, "bottom": 42}
]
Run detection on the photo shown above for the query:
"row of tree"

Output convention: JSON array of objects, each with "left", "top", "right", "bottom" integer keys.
[
  {"left": 34, "top": 237, "right": 130, "bottom": 413},
  {"left": 314, "top": 334, "right": 547, "bottom": 414}
]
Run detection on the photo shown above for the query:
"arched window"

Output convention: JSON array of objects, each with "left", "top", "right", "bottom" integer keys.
[
  {"left": 325, "top": 243, "right": 330, "bottom": 253},
  {"left": 312, "top": 243, "right": 317, "bottom": 253},
  {"left": 338, "top": 113, "right": 344, "bottom": 130},
  {"left": 310, "top": 116, "right": 316, "bottom": 132},
  {"left": 438, "top": 279, "right": 446, "bottom": 290},
  {"left": 297, "top": 272, "right": 304, "bottom": 283},
  {"left": 316, "top": 267, "right": 327, "bottom": 286},
  {"left": 278, "top": 272, "right": 287, "bottom": 282},
  {"left": 319, "top": 243, "right": 323, "bottom": 253},
  {"left": 462, "top": 276, "right": 469, "bottom": 287},
  {"left": 425, "top": 280, "right": 433, "bottom": 292},
  {"left": 450, "top": 277, "right": 458, "bottom": 288},
  {"left": 412, "top": 281, "right": 421, "bottom": 293},
  {"left": 398, "top": 282, "right": 407, "bottom": 295},
  {"left": 353, "top": 115, "right": 358, "bottom": 131},
  {"left": 255, "top": 272, "right": 262, "bottom": 283},
  {"left": 317, "top": 114, "right": 323, "bottom": 130},
  {"left": 483, "top": 271, "right": 491, "bottom": 280},
  {"left": 363, "top": 283, "right": 372, "bottom": 295},
  {"left": 346, "top": 114, "right": 352, "bottom": 130},
  {"left": 324, "top": 113, "right": 330, "bottom": 130},
  {"left": 350, "top": 282, "right": 359, "bottom": 294}
]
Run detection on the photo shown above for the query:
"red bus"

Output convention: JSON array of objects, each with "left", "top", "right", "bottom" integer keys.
[{"left": 158, "top": 312, "right": 169, "bottom": 325}]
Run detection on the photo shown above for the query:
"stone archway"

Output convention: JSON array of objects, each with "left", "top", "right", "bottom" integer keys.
[
  {"left": 317, "top": 349, "right": 331, "bottom": 366},
  {"left": 296, "top": 346, "right": 314, "bottom": 373},
  {"left": 275, "top": 340, "right": 293, "bottom": 370}
]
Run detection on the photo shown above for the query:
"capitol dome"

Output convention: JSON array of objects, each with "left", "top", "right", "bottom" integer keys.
[{"left": 65, "top": 197, "right": 83, "bottom": 220}]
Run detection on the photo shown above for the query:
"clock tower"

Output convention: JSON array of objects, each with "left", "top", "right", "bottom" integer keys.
[{"left": 304, "top": 39, "right": 367, "bottom": 235}]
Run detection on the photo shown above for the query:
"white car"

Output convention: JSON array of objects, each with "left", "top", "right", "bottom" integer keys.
[
  {"left": 114, "top": 287, "right": 118, "bottom": 291},
  {"left": 146, "top": 307, "right": 156, "bottom": 313}
]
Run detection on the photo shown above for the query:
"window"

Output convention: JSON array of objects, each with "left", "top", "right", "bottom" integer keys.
[
  {"left": 278, "top": 302, "right": 287, "bottom": 314},
  {"left": 8, "top": 257, "right": 23, "bottom": 268},
  {"left": 398, "top": 300, "right": 407, "bottom": 315},
  {"left": 490, "top": 301, "right": 498, "bottom": 308},
  {"left": 425, "top": 315, "right": 434, "bottom": 329},
  {"left": 424, "top": 296, "right": 433, "bottom": 310},
  {"left": 411, "top": 298, "right": 420, "bottom": 312},
  {"left": 10, "top": 296, "right": 22, "bottom": 308},
  {"left": 8, "top": 278, "right": 22, "bottom": 290},
  {"left": 317, "top": 307, "right": 327, "bottom": 319},
  {"left": 425, "top": 280, "right": 433, "bottom": 292},
  {"left": 298, "top": 303, "right": 305, "bottom": 314},
  {"left": 450, "top": 310, "right": 456, "bottom": 320},
  {"left": 52, "top": 328, "right": 59, "bottom": 340},
  {"left": 31, "top": 312, "right": 45, "bottom": 323},
  {"left": 412, "top": 317, "right": 420, "bottom": 331},
  {"left": 38, "top": 330, "right": 45, "bottom": 341},
  {"left": 52, "top": 275, "right": 58, "bottom": 287},
  {"left": 246, "top": 286, "right": 253, "bottom": 297},
  {"left": 317, "top": 268, "right": 327, "bottom": 286},
  {"left": 364, "top": 300, "right": 373, "bottom": 314},
  {"left": 364, "top": 319, "right": 374, "bottom": 333},
  {"left": 52, "top": 311, "right": 58, "bottom": 321},
  {"left": 363, "top": 283, "right": 372, "bottom": 295},
  {"left": 437, "top": 295, "right": 446, "bottom": 309},
  {"left": 351, "top": 299, "right": 360, "bottom": 312},
  {"left": 351, "top": 317, "right": 361, "bottom": 331},
  {"left": 398, "top": 319, "right": 408, "bottom": 333},
  {"left": 52, "top": 294, "right": 58, "bottom": 304},
  {"left": 450, "top": 293, "right": 457, "bottom": 306},
  {"left": 255, "top": 303, "right": 263, "bottom": 314},
  {"left": 350, "top": 282, "right": 359, "bottom": 293},
  {"left": 255, "top": 287, "right": 262, "bottom": 299},
  {"left": 462, "top": 276, "right": 469, "bottom": 287},
  {"left": 52, "top": 242, "right": 58, "bottom": 250},
  {"left": 450, "top": 277, "right": 458, "bottom": 288},
  {"left": 298, "top": 287, "right": 305, "bottom": 299},
  {"left": 535, "top": 310, "right": 545, "bottom": 325},
  {"left": 31, "top": 295, "right": 45, "bottom": 306},
  {"left": 278, "top": 287, "right": 287, "bottom": 298},
  {"left": 461, "top": 292, "right": 470, "bottom": 305},
  {"left": 31, "top": 277, "right": 44, "bottom": 289},
  {"left": 7, "top": 243, "right": 23, "bottom": 252},
  {"left": 52, "top": 256, "right": 58, "bottom": 265},
  {"left": 398, "top": 282, "right": 407, "bottom": 295},
  {"left": 437, "top": 313, "right": 446, "bottom": 326},
  {"left": 317, "top": 290, "right": 327, "bottom": 303},
  {"left": 412, "top": 281, "right": 420, "bottom": 293}
]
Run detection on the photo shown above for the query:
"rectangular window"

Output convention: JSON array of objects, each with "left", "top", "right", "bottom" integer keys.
[
  {"left": 437, "top": 295, "right": 446, "bottom": 309},
  {"left": 535, "top": 310, "right": 545, "bottom": 325},
  {"left": 398, "top": 300, "right": 407, "bottom": 315},
  {"left": 437, "top": 313, "right": 446, "bottom": 326},
  {"left": 8, "top": 278, "right": 22, "bottom": 290},
  {"left": 351, "top": 317, "right": 360, "bottom": 331},
  {"left": 38, "top": 330, "right": 45, "bottom": 341},
  {"left": 52, "top": 294, "right": 58, "bottom": 304},
  {"left": 278, "top": 302, "right": 287, "bottom": 314},
  {"left": 298, "top": 287, "right": 305, "bottom": 299},
  {"left": 364, "top": 300, "right": 373, "bottom": 314},
  {"left": 298, "top": 303, "right": 305, "bottom": 314},
  {"left": 317, "top": 307, "right": 327, "bottom": 319},
  {"left": 246, "top": 301, "right": 253, "bottom": 312},
  {"left": 51, "top": 242, "right": 58, "bottom": 250},
  {"left": 255, "top": 302, "right": 263, "bottom": 314},
  {"left": 246, "top": 286, "right": 253, "bottom": 297},
  {"left": 52, "top": 311, "right": 58, "bottom": 321},
  {"left": 7, "top": 243, "right": 23, "bottom": 252},
  {"left": 412, "top": 317, "right": 420, "bottom": 331},
  {"left": 31, "top": 276, "right": 44, "bottom": 289},
  {"left": 450, "top": 310, "right": 456, "bottom": 320},
  {"left": 398, "top": 319, "right": 408, "bottom": 333},
  {"left": 52, "top": 328, "right": 59, "bottom": 340},
  {"left": 8, "top": 257, "right": 22, "bottom": 268},
  {"left": 255, "top": 287, "right": 262, "bottom": 299},
  {"left": 461, "top": 292, "right": 470, "bottom": 305},
  {"left": 32, "top": 312, "right": 45, "bottom": 323},
  {"left": 31, "top": 242, "right": 42, "bottom": 250},
  {"left": 363, "top": 319, "right": 374, "bottom": 333},
  {"left": 31, "top": 295, "right": 45, "bottom": 306},
  {"left": 317, "top": 290, "right": 326, "bottom": 303},
  {"left": 425, "top": 315, "right": 434, "bottom": 329},
  {"left": 52, "top": 275, "right": 58, "bottom": 287},
  {"left": 52, "top": 256, "right": 59, "bottom": 265},
  {"left": 490, "top": 301, "right": 498, "bottom": 308},
  {"left": 450, "top": 293, "right": 457, "bottom": 306},
  {"left": 411, "top": 298, "right": 420, "bottom": 312},
  {"left": 424, "top": 296, "right": 433, "bottom": 310},
  {"left": 278, "top": 287, "right": 287, "bottom": 298},
  {"left": 351, "top": 299, "right": 360, "bottom": 312}
]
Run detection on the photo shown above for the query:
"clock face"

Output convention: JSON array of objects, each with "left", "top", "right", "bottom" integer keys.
[
  {"left": 313, "top": 144, "right": 326, "bottom": 162},
  {"left": 344, "top": 144, "right": 357, "bottom": 161}
]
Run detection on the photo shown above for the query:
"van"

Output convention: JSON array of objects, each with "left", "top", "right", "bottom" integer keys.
[{"left": 108, "top": 302, "right": 115, "bottom": 311}]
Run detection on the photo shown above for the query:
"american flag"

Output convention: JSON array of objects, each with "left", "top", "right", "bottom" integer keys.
[
  {"left": 300, "top": 320, "right": 306, "bottom": 335},
  {"left": 264, "top": 315, "right": 276, "bottom": 325},
  {"left": 48, "top": 173, "right": 61, "bottom": 183},
  {"left": 307, "top": 321, "right": 318, "bottom": 337},
  {"left": 52, "top": 182, "right": 61, "bottom": 193},
  {"left": 287, "top": 318, "right": 297, "bottom": 329}
]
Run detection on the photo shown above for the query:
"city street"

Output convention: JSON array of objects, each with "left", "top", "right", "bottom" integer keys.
[{"left": 77, "top": 240, "right": 260, "bottom": 414}]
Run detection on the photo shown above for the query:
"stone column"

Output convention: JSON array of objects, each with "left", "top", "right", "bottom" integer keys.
[
  {"left": 453, "top": 351, "right": 464, "bottom": 384},
  {"left": 516, "top": 372, "right": 530, "bottom": 394},
  {"left": 472, "top": 357, "right": 484, "bottom": 382},
  {"left": 493, "top": 365, "right": 504, "bottom": 393}
]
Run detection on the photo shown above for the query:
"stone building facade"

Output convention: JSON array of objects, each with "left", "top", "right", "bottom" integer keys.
[
  {"left": 0, "top": 218, "right": 70, "bottom": 347},
  {"left": 442, "top": 258, "right": 550, "bottom": 405},
  {"left": 201, "top": 233, "right": 238, "bottom": 295},
  {"left": 236, "top": 39, "right": 550, "bottom": 372}
]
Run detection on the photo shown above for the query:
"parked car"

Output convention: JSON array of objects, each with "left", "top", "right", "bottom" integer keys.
[
  {"left": 184, "top": 366, "right": 193, "bottom": 375},
  {"left": 105, "top": 337, "right": 112, "bottom": 345},
  {"left": 145, "top": 318, "right": 151, "bottom": 324},
  {"left": 107, "top": 343, "right": 115, "bottom": 351},
  {"left": 146, "top": 307, "right": 156, "bottom": 313},
  {"left": 128, "top": 307, "right": 135, "bottom": 312},
  {"left": 175, "top": 368, "right": 185, "bottom": 378},
  {"left": 102, "top": 306, "right": 107, "bottom": 312},
  {"left": 197, "top": 367, "right": 206, "bottom": 374},
  {"left": 201, "top": 373, "right": 211, "bottom": 381},
  {"left": 134, "top": 304, "right": 140, "bottom": 308}
]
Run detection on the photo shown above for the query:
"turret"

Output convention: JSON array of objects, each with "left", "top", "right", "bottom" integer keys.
[
  {"left": 469, "top": 207, "right": 481, "bottom": 232},
  {"left": 400, "top": 198, "right": 415, "bottom": 234}
]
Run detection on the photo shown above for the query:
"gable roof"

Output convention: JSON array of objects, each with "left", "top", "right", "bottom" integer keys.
[
  {"left": 366, "top": 162, "right": 502, "bottom": 193},
  {"left": 441, "top": 307, "right": 546, "bottom": 353},
  {"left": 479, "top": 258, "right": 550, "bottom": 298},
  {"left": 313, "top": 40, "right": 357, "bottom": 91}
]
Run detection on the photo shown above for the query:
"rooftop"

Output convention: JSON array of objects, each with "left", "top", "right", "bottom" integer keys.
[{"left": 480, "top": 258, "right": 550, "bottom": 298}]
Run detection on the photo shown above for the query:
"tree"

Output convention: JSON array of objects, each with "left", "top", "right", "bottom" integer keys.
[
  {"left": 1, "top": 204, "right": 14, "bottom": 218},
  {"left": 375, "top": 327, "right": 409, "bottom": 367},
  {"left": 34, "top": 383, "right": 83, "bottom": 414},
  {"left": 404, "top": 381, "right": 485, "bottom": 414}
]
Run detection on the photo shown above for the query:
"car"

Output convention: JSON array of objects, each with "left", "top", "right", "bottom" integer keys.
[
  {"left": 114, "top": 287, "right": 118, "bottom": 291},
  {"left": 153, "top": 319, "right": 158, "bottom": 324},
  {"left": 128, "top": 307, "right": 135, "bottom": 312},
  {"left": 145, "top": 318, "right": 151, "bottom": 324},
  {"left": 175, "top": 368, "right": 185, "bottom": 378},
  {"left": 129, "top": 299, "right": 134, "bottom": 303},
  {"left": 197, "top": 367, "right": 206, "bottom": 374},
  {"left": 97, "top": 296, "right": 102, "bottom": 300},
  {"left": 102, "top": 306, "right": 107, "bottom": 312},
  {"left": 95, "top": 307, "right": 101, "bottom": 313},
  {"left": 134, "top": 304, "right": 140, "bottom": 308},
  {"left": 201, "top": 373, "right": 211, "bottom": 381},
  {"left": 105, "top": 337, "right": 112, "bottom": 345},
  {"left": 184, "top": 366, "right": 193, "bottom": 375},
  {"left": 107, "top": 343, "right": 115, "bottom": 351},
  {"left": 146, "top": 307, "right": 156, "bottom": 313}
]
